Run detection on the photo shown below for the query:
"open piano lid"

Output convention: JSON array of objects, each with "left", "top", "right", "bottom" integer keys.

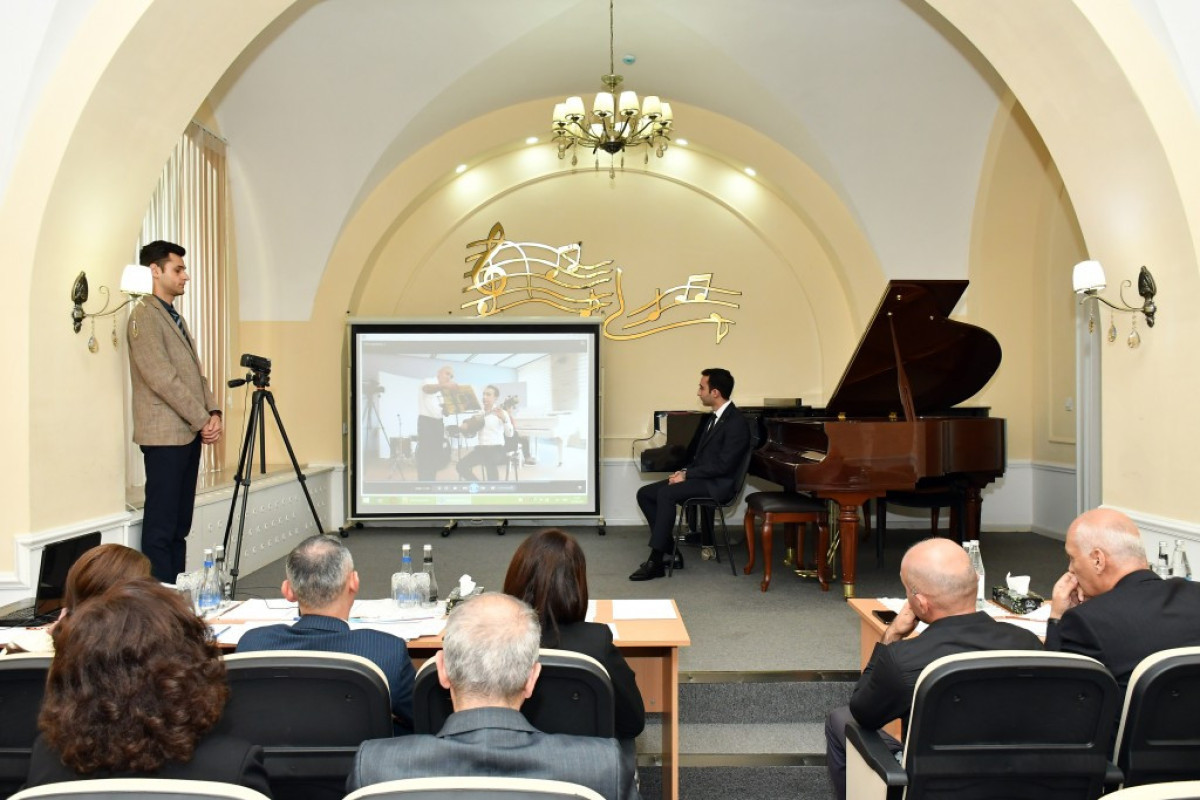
[{"left": 825, "top": 280, "right": 1001, "bottom": 418}]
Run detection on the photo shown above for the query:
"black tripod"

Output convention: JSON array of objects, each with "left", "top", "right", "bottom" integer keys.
[{"left": 221, "top": 367, "right": 323, "bottom": 597}]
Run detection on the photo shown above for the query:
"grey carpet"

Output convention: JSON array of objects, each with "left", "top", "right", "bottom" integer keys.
[{"left": 236, "top": 524, "right": 1067, "bottom": 672}]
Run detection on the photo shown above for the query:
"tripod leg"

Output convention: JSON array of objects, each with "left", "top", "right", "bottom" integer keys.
[
  {"left": 263, "top": 391, "right": 325, "bottom": 535},
  {"left": 222, "top": 389, "right": 263, "bottom": 599},
  {"left": 257, "top": 395, "right": 267, "bottom": 475}
]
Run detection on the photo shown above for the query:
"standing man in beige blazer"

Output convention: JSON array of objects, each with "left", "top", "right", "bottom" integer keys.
[{"left": 128, "top": 241, "right": 223, "bottom": 582}]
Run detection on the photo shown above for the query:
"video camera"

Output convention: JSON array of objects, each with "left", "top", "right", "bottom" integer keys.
[{"left": 228, "top": 353, "right": 272, "bottom": 389}]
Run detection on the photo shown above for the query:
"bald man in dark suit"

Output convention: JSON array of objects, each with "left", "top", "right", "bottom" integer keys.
[{"left": 1046, "top": 507, "right": 1200, "bottom": 693}]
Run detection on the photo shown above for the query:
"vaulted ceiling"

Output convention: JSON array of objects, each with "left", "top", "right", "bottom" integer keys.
[{"left": 192, "top": 0, "right": 1200, "bottom": 321}]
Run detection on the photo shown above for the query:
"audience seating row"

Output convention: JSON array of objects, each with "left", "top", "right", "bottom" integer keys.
[
  {"left": 0, "top": 648, "right": 614, "bottom": 800},
  {"left": 9, "top": 776, "right": 607, "bottom": 800},
  {"left": 7, "top": 645, "right": 1200, "bottom": 799},
  {"left": 846, "top": 646, "right": 1200, "bottom": 800}
]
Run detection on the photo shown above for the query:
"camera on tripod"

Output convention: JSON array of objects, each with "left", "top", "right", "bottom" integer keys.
[
  {"left": 220, "top": 350, "right": 324, "bottom": 597},
  {"left": 228, "top": 353, "right": 272, "bottom": 389}
]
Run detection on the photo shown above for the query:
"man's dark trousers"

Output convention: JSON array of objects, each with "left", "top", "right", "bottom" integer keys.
[
  {"left": 637, "top": 479, "right": 718, "bottom": 553},
  {"left": 141, "top": 434, "right": 203, "bottom": 582}
]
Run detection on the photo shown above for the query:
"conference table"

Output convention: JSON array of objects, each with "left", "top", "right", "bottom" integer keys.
[{"left": 214, "top": 597, "right": 692, "bottom": 800}]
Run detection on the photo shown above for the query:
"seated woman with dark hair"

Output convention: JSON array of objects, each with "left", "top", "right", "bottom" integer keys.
[
  {"left": 25, "top": 578, "right": 271, "bottom": 795},
  {"left": 63, "top": 543, "right": 152, "bottom": 609},
  {"left": 503, "top": 528, "right": 646, "bottom": 750},
  {"left": 6, "top": 544, "right": 152, "bottom": 655}
]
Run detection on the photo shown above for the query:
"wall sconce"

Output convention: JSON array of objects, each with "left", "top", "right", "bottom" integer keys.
[
  {"left": 1072, "top": 260, "right": 1158, "bottom": 348},
  {"left": 70, "top": 265, "right": 153, "bottom": 352}
]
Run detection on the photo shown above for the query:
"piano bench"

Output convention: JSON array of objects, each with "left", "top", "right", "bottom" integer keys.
[{"left": 743, "top": 492, "right": 830, "bottom": 593}]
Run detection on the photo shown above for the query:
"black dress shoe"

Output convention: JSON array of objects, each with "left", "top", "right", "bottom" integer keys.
[
  {"left": 629, "top": 560, "right": 666, "bottom": 581},
  {"left": 672, "top": 551, "right": 685, "bottom": 570}
]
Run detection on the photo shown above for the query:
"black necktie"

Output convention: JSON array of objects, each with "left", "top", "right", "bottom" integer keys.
[{"left": 701, "top": 414, "right": 719, "bottom": 442}]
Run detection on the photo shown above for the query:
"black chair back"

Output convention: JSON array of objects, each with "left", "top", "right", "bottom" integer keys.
[
  {"left": 217, "top": 652, "right": 393, "bottom": 800},
  {"left": 413, "top": 649, "right": 614, "bottom": 738},
  {"left": 902, "top": 651, "right": 1120, "bottom": 800},
  {"left": 0, "top": 653, "right": 52, "bottom": 799},
  {"left": 1115, "top": 646, "right": 1200, "bottom": 787}
]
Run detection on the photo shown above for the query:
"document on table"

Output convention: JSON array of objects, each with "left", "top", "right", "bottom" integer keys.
[
  {"left": 350, "top": 598, "right": 445, "bottom": 622},
  {"left": 213, "top": 598, "right": 297, "bottom": 621},
  {"left": 209, "top": 621, "right": 283, "bottom": 646},
  {"left": 612, "top": 599, "right": 676, "bottom": 620},
  {"left": 351, "top": 617, "right": 448, "bottom": 641}
]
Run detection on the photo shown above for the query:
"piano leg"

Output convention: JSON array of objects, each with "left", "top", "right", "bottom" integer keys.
[
  {"left": 829, "top": 494, "right": 876, "bottom": 599},
  {"left": 963, "top": 484, "right": 984, "bottom": 541}
]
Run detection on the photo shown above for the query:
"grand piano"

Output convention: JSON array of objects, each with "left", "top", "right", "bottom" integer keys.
[{"left": 750, "top": 279, "right": 1005, "bottom": 598}]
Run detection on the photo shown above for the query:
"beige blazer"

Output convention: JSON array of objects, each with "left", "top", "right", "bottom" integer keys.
[{"left": 127, "top": 297, "right": 217, "bottom": 446}]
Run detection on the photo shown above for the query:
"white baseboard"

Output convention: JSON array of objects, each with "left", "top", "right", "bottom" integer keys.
[
  {"left": 600, "top": 459, "right": 1079, "bottom": 537},
  {"left": 1110, "top": 505, "right": 1200, "bottom": 575},
  {"left": 0, "top": 466, "right": 340, "bottom": 608}
]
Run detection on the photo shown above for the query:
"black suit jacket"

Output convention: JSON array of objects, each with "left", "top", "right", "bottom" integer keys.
[
  {"left": 1046, "top": 569, "right": 1200, "bottom": 692},
  {"left": 544, "top": 620, "right": 646, "bottom": 740},
  {"left": 682, "top": 403, "right": 752, "bottom": 502},
  {"left": 849, "top": 611, "right": 1043, "bottom": 731},
  {"left": 25, "top": 733, "right": 272, "bottom": 797}
]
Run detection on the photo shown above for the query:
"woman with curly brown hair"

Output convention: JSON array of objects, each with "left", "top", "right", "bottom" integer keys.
[
  {"left": 502, "top": 528, "right": 645, "bottom": 754},
  {"left": 24, "top": 578, "right": 270, "bottom": 795}
]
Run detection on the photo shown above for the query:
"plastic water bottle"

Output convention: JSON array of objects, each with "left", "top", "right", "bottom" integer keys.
[
  {"left": 967, "top": 540, "right": 986, "bottom": 609},
  {"left": 421, "top": 544, "right": 439, "bottom": 608},
  {"left": 197, "top": 548, "right": 221, "bottom": 615},
  {"left": 1156, "top": 541, "right": 1171, "bottom": 578},
  {"left": 214, "top": 545, "right": 231, "bottom": 601},
  {"left": 1171, "top": 540, "right": 1192, "bottom": 579},
  {"left": 393, "top": 544, "right": 416, "bottom": 608}
]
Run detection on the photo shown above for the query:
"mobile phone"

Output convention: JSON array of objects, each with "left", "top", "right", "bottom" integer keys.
[{"left": 872, "top": 609, "right": 898, "bottom": 625}]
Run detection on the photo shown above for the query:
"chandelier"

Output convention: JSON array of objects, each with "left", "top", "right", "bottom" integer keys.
[{"left": 551, "top": 0, "right": 674, "bottom": 176}]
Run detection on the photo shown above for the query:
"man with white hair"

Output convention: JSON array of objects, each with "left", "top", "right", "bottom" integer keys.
[
  {"left": 236, "top": 535, "right": 416, "bottom": 733},
  {"left": 824, "top": 537, "right": 1042, "bottom": 800},
  {"left": 348, "top": 593, "right": 639, "bottom": 800},
  {"left": 1047, "top": 507, "right": 1200, "bottom": 692}
]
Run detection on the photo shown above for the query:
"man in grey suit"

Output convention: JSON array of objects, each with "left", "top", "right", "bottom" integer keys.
[
  {"left": 348, "top": 593, "right": 640, "bottom": 800},
  {"left": 127, "top": 240, "right": 223, "bottom": 581}
]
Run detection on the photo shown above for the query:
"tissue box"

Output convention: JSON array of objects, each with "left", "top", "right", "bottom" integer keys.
[
  {"left": 444, "top": 585, "right": 484, "bottom": 615},
  {"left": 991, "top": 586, "right": 1044, "bottom": 615}
]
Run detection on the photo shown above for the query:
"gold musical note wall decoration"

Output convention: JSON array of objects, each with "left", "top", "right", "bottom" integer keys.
[{"left": 458, "top": 222, "right": 742, "bottom": 344}]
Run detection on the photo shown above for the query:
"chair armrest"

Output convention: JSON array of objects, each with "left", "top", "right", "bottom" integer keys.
[{"left": 846, "top": 721, "right": 907, "bottom": 787}]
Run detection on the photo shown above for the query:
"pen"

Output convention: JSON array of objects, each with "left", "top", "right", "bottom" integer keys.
[{"left": 211, "top": 626, "right": 231, "bottom": 638}]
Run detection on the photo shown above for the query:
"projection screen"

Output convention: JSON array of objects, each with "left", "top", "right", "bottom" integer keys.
[{"left": 347, "top": 320, "right": 601, "bottom": 520}]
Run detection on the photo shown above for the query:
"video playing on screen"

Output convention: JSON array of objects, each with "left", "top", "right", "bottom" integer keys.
[{"left": 348, "top": 321, "right": 600, "bottom": 519}]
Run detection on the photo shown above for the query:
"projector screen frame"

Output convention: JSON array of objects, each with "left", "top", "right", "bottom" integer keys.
[{"left": 345, "top": 318, "right": 602, "bottom": 522}]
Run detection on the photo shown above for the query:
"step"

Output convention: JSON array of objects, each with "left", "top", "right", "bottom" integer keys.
[{"left": 634, "top": 669, "right": 858, "bottom": 800}]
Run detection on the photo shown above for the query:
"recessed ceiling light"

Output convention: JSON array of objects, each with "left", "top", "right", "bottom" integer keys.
[
  {"left": 455, "top": 164, "right": 468, "bottom": 174},
  {"left": 744, "top": 167, "right": 757, "bottom": 177},
  {"left": 675, "top": 138, "right": 689, "bottom": 146},
  {"left": 525, "top": 136, "right": 539, "bottom": 145}
]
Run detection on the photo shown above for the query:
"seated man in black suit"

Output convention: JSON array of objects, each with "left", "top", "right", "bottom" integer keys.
[
  {"left": 236, "top": 535, "right": 416, "bottom": 733},
  {"left": 1046, "top": 507, "right": 1200, "bottom": 693},
  {"left": 348, "top": 593, "right": 639, "bottom": 800},
  {"left": 824, "top": 537, "right": 1043, "bottom": 800},
  {"left": 630, "top": 367, "right": 752, "bottom": 581}
]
